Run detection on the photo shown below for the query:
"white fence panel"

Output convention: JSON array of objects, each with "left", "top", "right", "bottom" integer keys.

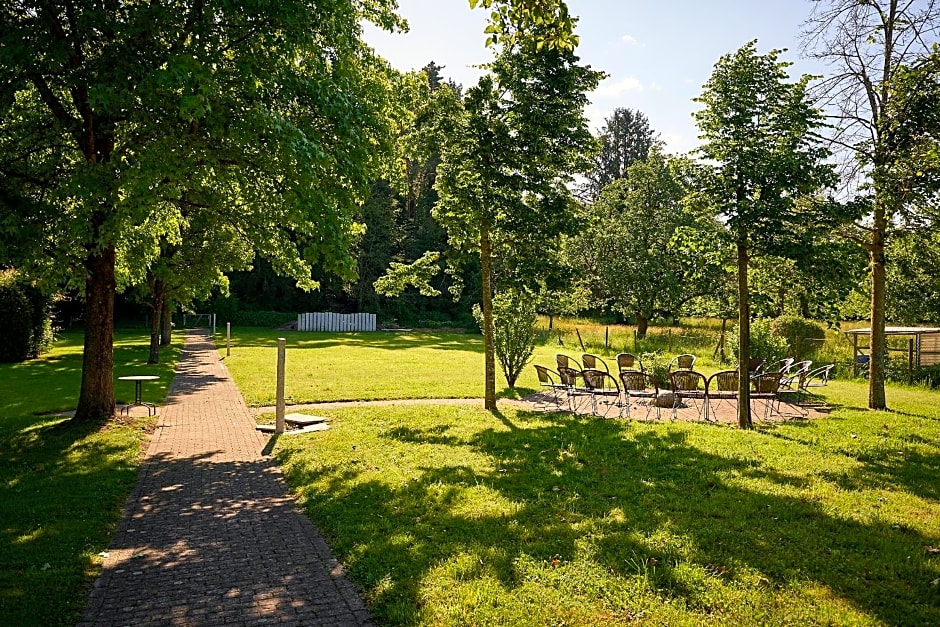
[{"left": 298, "top": 312, "right": 376, "bottom": 332}]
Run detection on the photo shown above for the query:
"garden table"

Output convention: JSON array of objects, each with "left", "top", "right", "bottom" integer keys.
[{"left": 118, "top": 375, "right": 160, "bottom": 416}]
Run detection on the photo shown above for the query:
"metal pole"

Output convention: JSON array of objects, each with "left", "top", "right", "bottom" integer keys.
[
  {"left": 226, "top": 323, "right": 231, "bottom": 357},
  {"left": 212, "top": 314, "right": 217, "bottom": 336},
  {"left": 852, "top": 333, "right": 859, "bottom": 377},
  {"left": 908, "top": 337, "right": 915, "bottom": 385},
  {"left": 276, "top": 338, "right": 286, "bottom": 434}
]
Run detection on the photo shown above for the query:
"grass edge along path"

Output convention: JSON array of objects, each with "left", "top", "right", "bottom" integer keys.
[
  {"left": 0, "top": 330, "right": 180, "bottom": 625},
  {"left": 273, "top": 401, "right": 940, "bottom": 626}
]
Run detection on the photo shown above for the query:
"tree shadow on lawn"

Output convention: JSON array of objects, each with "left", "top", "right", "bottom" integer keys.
[
  {"left": 281, "top": 409, "right": 940, "bottom": 625},
  {"left": 0, "top": 414, "right": 145, "bottom": 624}
]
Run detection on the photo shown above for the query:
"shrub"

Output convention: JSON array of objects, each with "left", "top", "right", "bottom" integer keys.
[
  {"left": 638, "top": 351, "right": 671, "bottom": 388},
  {"left": 728, "top": 319, "right": 790, "bottom": 364},
  {"left": 0, "top": 274, "right": 32, "bottom": 362},
  {"left": 473, "top": 291, "right": 538, "bottom": 388},
  {"left": 771, "top": 315, "right": 826, "bottom": 357}
]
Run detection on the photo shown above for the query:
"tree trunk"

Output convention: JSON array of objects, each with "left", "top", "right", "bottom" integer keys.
[
  {"left": 160, "top": 298, "right": 172, "bottom": 346},
  {"left": 736, "top": 234, "right": 753, "bottom": 430},
  {"left": 74, "top": 244, "right": 117, "bottom": 421},
  {"left": 148, "top": 278, "right": 166, "bottom": 364},
  {"left": 635, "top": 312, "right": 650, "bottom": 339},
  {"left": 798, "top": 294, "right": 810, "bottom": 319},
  {"left": 480, "top": 223, "right": 497, "bottom": 410},
  {"left": 869, "top": 204, "right": 888, "bottom": 409}
]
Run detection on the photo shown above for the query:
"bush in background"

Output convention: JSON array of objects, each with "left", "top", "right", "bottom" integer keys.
[
  {"left": 474, "top": 291, "right": 538, "bottom": 388},
  {"left": 728, "top": 319, "right": 790, "bottom": 365},
  {"left": 0, "top": 271, "right": 54, "bottom": 362},
  {"left": 771, "top": 315, "right": 826, "bottom": 358}
]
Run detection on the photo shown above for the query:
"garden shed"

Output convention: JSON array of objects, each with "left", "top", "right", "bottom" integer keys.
[{"left": 844, "top": 326, "right": 940, "bottom": 381}]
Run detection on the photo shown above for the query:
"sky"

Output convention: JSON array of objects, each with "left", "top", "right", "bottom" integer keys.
[{"left": 363, "top": 1, "right": 829, "bottom": 154}]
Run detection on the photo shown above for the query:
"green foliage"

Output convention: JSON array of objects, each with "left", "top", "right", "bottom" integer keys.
[
  {"left": 575, "top": 149, "right": 724, "bottom": 335},
  {"left": 638, "top": 351, "right": 671, "bottom": 388},
  {"left": 771, "top": 315, "right": 826, "bottom": 356},
  {"left": 728, "top": 319, "right": 790, "bottom": 364},
  {"left": 473, "top": 291, "right": 538, "bottom": 387},
  {"left": 0, "top": 273, "right": 32, "bottom": 362},
  {"left": 886, "top": 230, "right": 940, "bottom": 324},
  {"left": 579, "top": 107, "right": 656, "bottom": 200},
  {"left": 229, "top": 311, "right": 296, "bottom": 329}
]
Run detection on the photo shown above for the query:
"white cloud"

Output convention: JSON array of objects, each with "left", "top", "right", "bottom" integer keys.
[
  {"left": 661, "top": 132, "right": 700, "bottom": 155},
  {"left": 649, "top": 81, "right": 663, "bottom": 92},
  {"left": 592, "top": 76, "right": 643, "bottom": 98},
  {"left": 621, "top": 34, "right": 640, "bottom": 45}
]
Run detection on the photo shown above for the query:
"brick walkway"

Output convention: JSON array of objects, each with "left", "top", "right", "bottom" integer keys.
[{"left": 81, "top": 331, "right": 372, "bottom": 627}]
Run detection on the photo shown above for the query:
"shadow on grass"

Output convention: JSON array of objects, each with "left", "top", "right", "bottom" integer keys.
[
  {"left": 279, "top": 408, "right": 940, "bottom": 625},
  {"left": 0, "top": 414, "right": 145, "bottom": 625}
]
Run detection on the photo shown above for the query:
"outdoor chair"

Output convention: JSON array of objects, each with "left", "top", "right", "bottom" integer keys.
[
  {"left": 804, "top": 364, "right": 834, "bottom": 389},
  {"left": 615, "top": 352, "right": 645, "bottom": 373},
  {"left": 750, "top": 372, "right": 783, "bottom": 420},
  {"left": 777, "top": 364, "right": 812, "bottom": 417},
  {"left": 581, "top": 353, "right": 611, "bottom": 374},
  {"left": 769, "top": 357, "right": 795, "bottom": 374},
  {"left": 748, "top": 357, "right": 765, "bottom": 375},
  {"left": 706, "top": 370, "right": 739, "bottom": 421},
  {"left": 855, "top": 354, "right": 870, "bottom": 378},
  {"left": 669, "top": 370, "right": 707, "bottom": 420},
  {"left": 533, "top": 365, "right": 567, "bottom": 410},
  {"left": 620, "top": 370, "right": 660, "bottom": 420},
  {"left": 557, "top": 365, "right": 591, "bottom": 413},
  {"left": 780, "top": 360, "right": 812, "bottom": 390},
  {"left": 668, "top": 353, "right": 697, "bottom": 372},
  {"left": 582, "top": 368, "right": 623, "bottom": 417},
  {"left": 556, "top": 353, "right": 583, "bottom": 374}
]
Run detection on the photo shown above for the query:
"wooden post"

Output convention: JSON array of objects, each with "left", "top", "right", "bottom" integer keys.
[
  {"left": 605, "top": 326, "right": 609, "bottom": 349},
  {"left": 576, "top": 328, "right": 585, "bottom": 353},
  {"left": 908, "top": 337, "right": 915, "bottom": 385},
  {"left": 634, "top": 329, "right": 638, "bottom": 353},
  {"left": 226, "top": 323, "right": 231, "bottom": 357},
  {"left": 668, "top": 329, "right": 673, "bottom": 352},
  {"left": 852, "top": 333, "right": 859, "bottom": 377},
  {"left": 276, "top": 338, "right": 286, "bottom": 434}
]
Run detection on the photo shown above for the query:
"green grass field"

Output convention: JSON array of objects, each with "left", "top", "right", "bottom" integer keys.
[
  {"left": 0, "top": 331, "right": 180, "bottom": 625},
  {"left": 3, "top": 325, "right": 939, "bottom": 625}
]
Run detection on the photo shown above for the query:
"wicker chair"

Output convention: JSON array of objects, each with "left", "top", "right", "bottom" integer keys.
[
  {"left": 668, "top": 353, "right": 697, "bottom": 372},
  {"left": 581, "top": 353, "right": 611, "bottom": 374},
  {"left": 750, "top": 372, "right": 783, "bottom": 420},
  {"left": 615, "top": 352, "right": 645, "bottom": 373},
  {"left": 669, "top": 370, "right": 707, "bottom": 420},
  {"left": 533, "top": 365, "right": 567, "bottom": 410},
  {"left": 557, "top": 365, "right": 591, "bottom": 413},
  {"left": 582, "top": 368, "right": 623, "bottom": 417},
  {"left": 706, "top": 370, "right": 739, "bottom": 421},
  {"left": 619, "top": 371, "right": 660, "bottom": 420}
]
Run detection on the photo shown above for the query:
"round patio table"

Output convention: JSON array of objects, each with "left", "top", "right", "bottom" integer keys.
[{"left": 118, "top": 375, "right": 160, "bottom": 416}]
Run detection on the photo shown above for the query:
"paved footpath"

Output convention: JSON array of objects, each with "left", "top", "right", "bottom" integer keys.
[{"left": 81, "top": 331, "right": 372, "bottom": 627}]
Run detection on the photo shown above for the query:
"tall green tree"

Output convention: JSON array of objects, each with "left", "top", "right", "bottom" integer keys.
[
  {"left": 0, "top": 1, "right": 401, "bottom": 420},
  {"left": 694, "top": 41, "right": 837, "bottom": 429},
  {"left": 579, "top": 108, "right": 657, "bottom": 201},
  {"left": 436, "top": 31, "right": 601, "bottom": 408},
  {"left": 802, "top": 0, "right": 940, "bottom": 409},
  {"left": 576, "top": 148, "right": 721, "bottom": 337}
]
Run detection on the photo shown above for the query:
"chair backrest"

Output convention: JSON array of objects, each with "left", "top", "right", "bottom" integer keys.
[
  {"left": 670, "top": 370, "right": 706, "bottom": 391},
  {"left": 669, "top": 354, "right": 696, "bottom": 372},
  {"left": 785, "top": 359, "right": 812, "bottom": 375},
  {"left": 752, "top": 372, "right": 783, "bottom": 394},
  {"left": 582, "top": 354, "right": 610, "bottom": 373},
  {"left": 583, "top": 368, "right": 619, "bottom": 393},
  {"left": 620, "top": 370, "right": 657, "bottom": 394},
  {"left": 556, "top": 354, "right": 582, "bottom": 372},
  {"left": 708, "top": 370, "right": 739, "bottom": 393},
  {"left": 775, "top": 358, "right": 795, "bottom": 373},
  {"left": 802, "top": 364, "right": 834, "bottom": 389},
  {"left": 748, "top": 357, "right": 765, "bottom": 373},
  {"left": 616, "top": 352, "right": 644, "bottom": 372},
  {"left": 557, "top": 365, "right": 582, "bottom": 387},
  {"left": 534, "top": 365, "right": 557, "bottom": 386}
]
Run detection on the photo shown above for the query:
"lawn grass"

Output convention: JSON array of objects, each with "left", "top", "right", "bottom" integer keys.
[
  {"left": 0, "top": 330, "right": 180, "bottom": 625},
  {"left": 274, "top": 391, "right": 940, "bottom": 625}
]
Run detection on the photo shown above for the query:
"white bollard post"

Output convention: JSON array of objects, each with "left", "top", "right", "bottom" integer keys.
[
  {"left": 276, "top": 338, "right": 286, "bottom": 434},
  {"left": 212, "top": 314, "right": 217, "bottom": 336},
  {"left": 226, "top": 322, "right": 231, "bottom": 357}
]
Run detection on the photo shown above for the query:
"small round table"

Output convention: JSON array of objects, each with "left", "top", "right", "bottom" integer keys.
[{"left": 118, "top": 375, "right": 160, "bottom": 416}]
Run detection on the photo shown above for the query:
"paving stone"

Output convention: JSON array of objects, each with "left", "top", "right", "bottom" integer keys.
[{"left": 81, "top": 331, "right": 371, "bottom": 626}]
